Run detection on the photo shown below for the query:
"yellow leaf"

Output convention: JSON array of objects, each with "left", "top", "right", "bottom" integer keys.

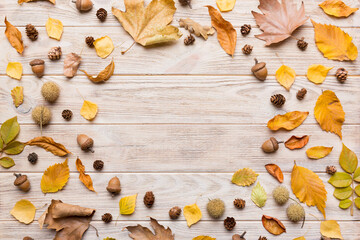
[
  {"left": 26, "top": 136, "right": 71, "bottom": 156},
  {"left": 4, "top": 17, "right": 24, "bottom": 54},
  {"left": 6, "top": 62, "right": 23, "bottom": 80},
  {"left": 119, "top": 194, "right": 137, "bottom": 215},
  {"left": 311, "top": 20, "right": 357, "bottom": 61},
  {"left": 267, "top": 111, "right": 309, "bottom": 131},
  {"left": 319, "top": 0, "right": 358, "bottom": 18},
  {"left": 320, "top": 220, "right": 343, "bottom": 239},
  {"left": 80, "top": 100, "right": 98, "bottom": 121},
  {"left": 10, "top": 199, "right": 36, "bottom": 224},
  {"left": 81, "top": 59, "right": 114, "bottom": 83},
  {"left": 314, "top": 90, "right": 345, "bottom": 139},
  {"left": 216, "top": 0, "right": 236, "bottom": 12},
  {"left": 291, "top": 163, "right": 327, "bottom": 218},
  {"left": 275, "top": 65, "right": 296, "bottom": 90},
  {"left": 46, "top": 17, "right": 63, "bottom": 40},
  {"left": 112, "top": 0, "right": 182, "bottom": 47},
  {"left": 293, "top": 237, "right": 306, "bottom": 240},
  {"left": 94, "top": 36, "right": 114, "bottom": 59},
  {"left": 19, "top": 0, "right": 55, "bottom": 4},
  {"left": 41, "top": 159, "right": 70, "bottom": 193},
  {"left": 231, "top": 168, "right": 258, "bottom": 186},
  {"left": 11, "top": 86, "right": 24, "bottom": 107},
  {"left": 183, "top": 203, "right": 202, "bottom": 227},
  {"left": 76, "top": 157, "right": 95, "bottom": 192},
  {"left": 307, "top": 64, "right": 333, "bottom": 84},
  {"left": 193, "top": 236, "right": 216, "bottom": 240},
  {"left": 251, "top": 182, "right": 267, "bottom": 208},
  {"left": 306, "top": 146, "right": 333, "bottom": 159}
]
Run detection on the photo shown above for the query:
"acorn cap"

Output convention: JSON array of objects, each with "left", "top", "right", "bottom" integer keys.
[
  {"left": 14, "top": 175, "right": 27, "bottom": 186},
  {"left": 30, "top": 59, "right": 44, "bottom": 66},
  {"left": 251, "top": 61, "right": 266, "bottom": 72}
]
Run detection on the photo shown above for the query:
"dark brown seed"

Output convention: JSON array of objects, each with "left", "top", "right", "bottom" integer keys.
[
  {"left": 143, "top": 191, "right": 155, "bottom": 208},
  {"left": 240, "top": 24, "right": 251, "bottom": 35},
  {"left": 93, "top": 160, "right": 104, "bottom": 170},
  {"left": 326, "top": 165, "right": 337, "bottom": 175},
  {"left": 270, "top": 94, "right": 286, "bottom": 107},
  {"left": 62, "top": 109, "right": 73, "bottom": 121},
  {"left": 28, "top": 152, "right": 38, "bottom": 164},
  {"left": 85, "top": 36, "right": 95, "bottom": 48},
  {"left": 242, "top": 44, "right": 253, "bottom": 55},
  {"left": 169, "top": 206, "right": 181, "bottom": 219},
  {"left": 101, "top": 213, "right": 112, "bottom": 223},
  {"left": 233, "top": 198, "right": 246, "bottom": 209},
  {"left": 296, "top": 88, "right": 307, "bottom": 100},
  {"left": 335, "top": 68, "right": 348, "bottom": 83},
  {"left": 23, "top": 237, "right": 34, "bottom": 240},
  {"left": 96, "top": 8, "right": 107, "bottom": 22},
  {"left": 297, "top": 37, "right": 308, "bottom": 50},
  {"left": 224, "top": 217, "right": 236, "bottom": 230}
]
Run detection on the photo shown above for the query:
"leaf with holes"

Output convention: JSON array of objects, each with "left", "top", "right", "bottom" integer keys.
[{"left": 46, "top": 17, "right": 63, "bottom": 40}]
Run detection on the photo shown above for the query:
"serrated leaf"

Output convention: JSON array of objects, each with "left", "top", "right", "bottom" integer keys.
[
  {"left": 251, "top": 182, "right": 267, "bottom": 208},
  {"left": 319, "top": 0, "right": 358, "bottom": 18},
  {"left": 6, "top": 62, "right": 23, "bottom": 80},
  {"left": 354, "top": 167, "right": 360, "bottom": 182},
  {"left": 1, "top": 116, "right": 20, "bottom": 144},
  {"left": 328, "top": 172, "right": 352, "bottom": 187},
  {"left": 0, "top": 157, "right": 15, "bottom": 168},
  {"left": 307, "top": 64, "right": 333, "bottom": 84},
  {"left": 41, "top": 159, "right": 70, "bottom": 193},
  {"left": 76, "top": 157, "right": 95, "bottom": 192},
  {"left": 285, "top": 135, "right": 309, "bottom": 150},
  {"left": 4, "top": 17, "right": 24, "bottom": 54},
  {"left": 333, "top": 186, "right": 352, "bottom": 200},
  {"left": 355, "top": 197, "right": 360, "bottom": 209},
  {"left": 262, "top": 215, "right": 286, "bottom": 235},
  {"left": 11, "top": 86, "right": 24, "bottom": 107},
  {"left": 267, "top": 111, "right": 309, "bottom": 131},
  {"left": 183, "top": 203, "right": 202, "bottom": 227},
  {"left": 339, "top": 199, "right": 352, "bottom": 209},
  {"left": 275, "top": 65, "right": 296, "bottom": 90},
  {"left": 193, "top": 236, "right": 216, "bottom": 240},
  {"left": 26, "top": 136, "right": 70, "bottom": 156},
  {"left": 46, "top": 17, "right": 63, "bottom": 40},
  {"left": 306, "top": 146, "right": 333, "bottom": 159},
  {"left": 3, "top": 141, "right": 25, "bottom": 155},
  {"left": 10, "top": 199, "right": 36, "bottom": 224},
  {"left": 80, "top": 100, "right": 98, "bottom": 121},
  {"left": 119, "top": 194, "right": 137, "bottom": 215},
  {"left": 354, "top": 185, "right": 360, "bottom": 196},
  {"left": 81, "top": 59, "right": 114, "bottom": 83},
  {"left": 339, "top": 143, "right": 358, "bottom": 173},
  {"left": 231, "top": 168, "right": 258, "bottom": 186},
  {"left": 94, "top": 36, "right": 114, "bottom": 59},
  {"left": 125, "top": 217, "right": 174, "bottom": 240},
  {"left": 320, "top": 220, "right": 343, "bottom": 239}
]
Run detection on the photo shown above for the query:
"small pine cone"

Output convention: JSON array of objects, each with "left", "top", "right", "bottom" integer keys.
[
  {"left": 86, "top": 36, "right": 95, "bottom": 47},
  {"left": 233, "top": 198, "right": 245, "bottom": 209},
  {"left": 28, "top": 152, "right": 38, "bottom": 164},
  {"left": 169, "top": 206, "right": 181, "bottom": 219},
  {"left": 240, "top": 24, "right": 251, "bottom": 35},
  {"left": 184, "top": 34, "right": 195, "bottom": 45},
  {"left": 48, "top": 47, "right": 62, "bottom": 60},
  {"left": 179, "top": 0, "right": 191, "bottom": 6},
  {"left": 270, "top": 94, "right": 286, "bottom": 107},
  {"left": 26, "top": 24, "right": 38, "bottom": 41},
  {"left": 224, "top": 217, "right": 236, "bottom": 230},
  {"left": 258, "top": 237, "right": 267, "bottom": 240},
  {"left": 101, "top": 213, "right": 112, "bottom": 223},
  {"left": 96, "top": 8, "right": 107, "bottom": 22},
  {"left": 326, "top": 165, "right": 337, "bottom": 175},
  {"left": 296, "top": 88, "right": 307, "bottom": 100},
  {"left": 144, "top": 191, "right": 155, "bottom": 208},
  {"left": 297, "top": 38, "right": 308, "bottom": 50},
  {"left": 335, "top": 68, "right": 348, "bottom": 83},
  {"left": 242, "top": 44, "right": 253, "bottom": 55},
  {"left": 23, "top": 237, "right": 34, "bottom": 240},
  {"left": 93, "top": 160, "right": 104, "bottom": 170},
  {"left": 62, "top": 109, "right": 73, "bottom": 121}
]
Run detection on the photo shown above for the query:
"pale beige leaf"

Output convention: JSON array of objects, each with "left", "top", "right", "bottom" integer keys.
[
  {"left": 64, "top": 53, "right": 81, "bottom": 78},
  {"left": 11, "top": 86, "right": 24, "bottom": 107},
  {"left": 179, "top": 18, "right": 215, "bottom": 40}
]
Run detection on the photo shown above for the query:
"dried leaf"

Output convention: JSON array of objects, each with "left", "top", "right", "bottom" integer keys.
[
  {"left": 252, "top": 0, "right": 309, "bottom": 45},
  {"left": 10, "top": 199, "right": 36, "bottom": 224},
  {"left": 206, "top": 5, "right": 237, "bottom": 56},
  {"left": 311, "top": 20, "right": 357, "bottom": 61},
  {"left": 333, "top": 186, "right": 352, "bottom": 200},
  {"left": 80, "top": 100, "right": 98, "bottom": 121},
  {"left": 64, "top": 53, "right": 81, "bottom": 78},
  {"left": 6, "top": 62, "right": 23, "bottom": 80},
  {"left": 262, "top": 215, "right": 286, "bottom": 235},
  {"left": 193, "top": 236, "right": 216, "bottom": 240},
  {"left": 216, "top": 0, "right": 236, "bottom": 12},
  {"left": 355, "top": 185, "right": 360, "bottom": 196},
  {"left": 354, "top": 167, "right": 360, "bottom": 182},
  {"left": 19, "top": 0, "right": 55, "bottom": 4},
  {"left": 1, "top": 116, "right": 20, "bottom": 144},
  {"left": 231, "top": 168, "right": 258, "bottom": 186},
  {"left": 26, "top": 136, "right": 71, "bottom": 156},
  {"left": 183, "top": 203, "right": 202, "bottom": 227},
  {"left": 179, "top": 18, "right": 215, "bottom": 40},
  {"left": 319, "top": 0, "right": 358, "bottom": 18},
  {"left": 119, "top": 194, "right": 137, "bottom": 215},
  {"left": 126, "top": 217, "right": 174, "bottom": 240},
  {"left": 328, "top": 172, "right": 352, "bottom": 188},
  {"left": 94, "top": 36, "right": 114, "bottom": 59},
  {"left": 251, "top": 182, "right": 267, "bottom": 208},
  {"left": 291, "top": 163, "right": 327, "bottom": 218},
  {"left": 265, "top": 164, "right": 284, "bottom": 183},
  {"left": 46, "top": 17, "right": 63, "bottom": 40},
  {"left": 4, "top": 17, "right": 24, "bottom": 54},
  {"left": 339, "top": 199, "right": 352, "bottom": 209},
  {"left": 339, "top": 143, "right": 358, "bottom": 173},
  {"left": 11, "top": 86, "right": 24, "bottom": 107},
  {"left": 355, "top": 197, "right": 360, "bottom": 209},
  {"left": 267, "top": 111, "right": 309, "bottom": 131},
  {"left": 275, "top": 65, "right": 296, "bottom": 90},
  {"left": 320, "top": 220, "right": 343, "bottom": 239},
  {"left": 306, "top": 146, "right": 333, "bottom": 159},
  {"left": 3, "top": 141, "right": 25, "bottom": 155},
  {"left": 293, "top": 237, "right": 306, "bottom": 240},
  {"left": 76, "top": 157, "right": 95, "bottom": 192},
  {"left": 112, "top": 0, "right": 181, "bottom": 46},
  {"left": 307, "top": 64, "right": 333, "bottom": 84},
  {"left": 285, "top": 135, "right": 309, "bottom": 150},
  {"left": 81, "top": 59, "right": 114, "bottom": 83},
  {"left": 41, "top": 159, "right": 70, "bottom": 193},
  {"left": 314, "top": 90, "right": 345, "bottom": 138},
  {"left": 0, "top": 157, "right": 15, "bottom": 168}
]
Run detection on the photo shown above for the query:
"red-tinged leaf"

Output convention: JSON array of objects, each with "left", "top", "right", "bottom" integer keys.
[
  {"left": 285, "top": 135, "right": 309, "bottom": 150},
  {"left": 262, "top": 215, "right": 286, "bottom": 235},
  {"left": 265, "top": 164, "right": 284, "bottom": 183}
]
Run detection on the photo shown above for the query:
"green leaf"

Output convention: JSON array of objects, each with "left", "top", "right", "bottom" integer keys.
[
  {"left": 328, "top": 172, "right": 352, "bottom": 187},
  {"left": 0, "top": 116, "right": 20, "bottom": 144},
  {"left": 251, "top": 182, "right": 267, "bottom": 208},
  {"left": 333, "top": 186, "right": 353, "bottom": 200},
  {"left": 0, "top": 157, "right": 15, "bottom": 168},
  {"left": 354, "top": 167, "right": 360, "bottom": 182},
  {"left": 231, "top": 168, "right": 258, "bottom": 186},
  {"left": 103, "top": 238, "right": 116, "bottom": 240},
  {"left": 339, "top": 199, "right": 352, "bottom": 209},
  {"left": 355, "top": 197, "right": 360, "bottom": 209},
  {"left": 355, "top": 185, "right": 360, "bottom": 197},
  {"left": 339, "top": 143, "right": 358, "bottom": 173},
  {"left": 3, "top": 141, "right": 25, "bottom": 155},
  {"left": 0, "top": 137, "right": 3, "bottom": 150}
]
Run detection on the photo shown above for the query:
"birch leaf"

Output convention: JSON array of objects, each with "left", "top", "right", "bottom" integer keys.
[
  {"left": 26, "top": 136, "right": 71, "bottom": 156},
  {"left": 11, "top": 86, "right": 24, "bottom": 107},
  {"left": 6, "top": 62, "right": 23, "bottom": 80},
  {"left": 76, "top": 157, "right": 95, "bottom": 192},
  {"left": 320, "top": 220, "right": 343, "bottom": 239},
  {"left": 0, "top": 157, "right": 15, "bottom": 168},
  {"left": 216, "top": 0, "right": 236, "bottom": 12},
  {"left": 267, "top": 111, "right": 309, "bottom": 131},
  {"left": 46, "top": 17, "right": 63, "bottom": 40},
  {"left": 94, "top": 36, "right": 114, "bottom": 59},
  {"left": 339, "top": 143, "right": 358, "bottom": 173},
  {"left": 319, "top": 0, "right": 358, "bottom": 18},
  {"left": 119, "top": 194, "right": 137, "bottom": 215},
  {"left": 4, "top": 17, "right": 24, "bottom": 54},
  {"left": 19, "top": 0, "right": 55, "bottom": 4},
  {"left": 285, "top": 135, "right": 309, "bottom": 150},
  {"left": 10, "top": 199, "right": 36, "bottom": 224},
  {"left": 81, "top": 59, "right": 114, "bottom": 83},
  {"left": 251, "top": 182, "right": 267, "bottom": 208},
  {"left": 1, "top": 116, "right": 20, "bottom": 144},
  {"left": 307, "top": 64, "right": 333, "bottom": 84},
  {"left": 306, "top": 146, "right": 333, "bottom": 159},
  {"left": 231, "top": 168, "right": 258, "bottom": 186},
  {"left": 275, "top": 65, "right": 296, "bottom": 90},
  {"left": 80, "top": 100, "right": 98, "bottom": 121},
  {"left": 41, "top": 159, "right": 70, "bottom": 193},
  {"left": 183, "top": 203, "right": 202, "bottom": 227}
]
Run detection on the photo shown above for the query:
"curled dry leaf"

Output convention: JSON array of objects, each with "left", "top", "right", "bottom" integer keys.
[
  {"left": 231, "top": 167, "right": 258, "bottom": 186},
  {"left": 19, "top": 0, "right": 55, "bottom": 4},
  {"left": 11, "top": 86, "right": 24, "bottom": 107},
  {"left": 183, "top": 203, "right": 202, "bottom": 227},
  {"left": 41, "top": 159, "right": 70, "bottom": 193},
  {"left": 306, "top": 146, "right": 333, "bottom": 159},
  {"left": 64, "top": 53, "right": 81, "bottom": 78},
  {"left": 285, "top": 135, "right": 309, "bottom": 150},
  {"left": 80, "top": 100, "right": 98, "bottom": 121},
  {"left": 119, "top": 194, "right": 137, "bottom": 215},
  {"left": 319, "top": 0, "right": 358, "bottom": 18},
  {"left": 179, "top": 18, "right": 215, "bottom": 40},
  {"left": 81, "top": 59, "right": 114, "bottom": 83},
  {"left": 262, "top": 215, "right": 286, "bottom": 235},
  {"left": 265, "top": 164, "right": 284, "bottom": 183},
  {"left": 46, "top": 17, "right": 63, "bottom": 40},
  {"left": 4, "top": 17, "right": 24, "bottom": 54},
  {"left": 320, "top": 220, "right": 343, "bottom": 239},
  {"left": 126, "top": 217, "right": 174, "bottom": 240},
  {"left": 94, "top": 36, "right": 114, "bottom": 59},
  {"left": 275, "top": 65, "right": 296, "bottom": 90},
  {"left": 26, "top": 136, "right": 71, "bottom": 156},
  {"left": 10, "top": 199, "right": 36, "bottom": 224},
  {"left": 206, "top": 5, "right": 237, "bottom": 56},
  {"left": 6, "top": 62, "right": 23, "bottom": 80},
  {"left": 251, "top": 182, "right": 267, "bottom": 208},
  {"left": 76, "top": 157, "right": 95, "bottom": 192},
  {"left": 307, "top": 64, "right": 333, "bottom": 84},
  {"left": 267, "top": 111, "right": 309, "bottom": 131}
]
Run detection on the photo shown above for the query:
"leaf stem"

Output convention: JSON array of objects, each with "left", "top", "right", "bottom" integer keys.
[
  {"left": 121, "top": 42, "right": 135, "bottom": 55},
  {"left": 351, "top": 176, "right": 354, "bottom": 216}
]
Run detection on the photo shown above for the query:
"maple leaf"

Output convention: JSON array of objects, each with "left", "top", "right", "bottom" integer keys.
[
  {"left": 126, "top": 217, "right": 174, "bottom": 240},
  {"left": 252, "top": 0, "right": 309, "bottom": 45}
]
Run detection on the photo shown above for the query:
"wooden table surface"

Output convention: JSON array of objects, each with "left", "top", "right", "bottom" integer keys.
[{"left": 0, "top": 0, "right": 359, "bottom": 239}]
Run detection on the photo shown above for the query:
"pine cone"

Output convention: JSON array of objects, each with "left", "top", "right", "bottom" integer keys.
[
  {"left": 297, "top": 38, "right": 308, "bottom": 50},
  {"left": 233, "top": 198, "right": 245, "bottom": 209},
  {"left": 270, "top": 94, "right": 286, "bottom": 107},
  {"left": 296, "top": 88, "right": 307, "bottom": 100},
  {"left": 26, "top": 24, "right": 38, "bottom": 41},
  {"left": 326, "top": 165, "right": 337, "bottom": 175},
  {"left": 242, "top": 44, "right": 253, "bottom": 55},
  {"left": 96, "top": 8, "right": 107, "bottom": 22},
  {"left": 93, "top": 160, "right": 104, "bottom": 170},
  {"left": 184, "top": 34, "right": 195, "bottom": 45},
  {"left": 28, "top": 152, "right": 38, "bottom": 164},
  {"left": 224, "top": 217, "right": 236, "bottom": 230},
  {"left": 48, "top": 47, "right": 62, "bottom": 60},
  {"left": 62, "top": 109, "right": 73, "bottom": 121},
  {"left": 240, "top": 24, "right": 251, "bottom": 35},
  {"left": 169, "top": 206, "right": 181, "bottom": 219},
  {"left": 101, "top": 213, "right": 112, "bottom": 223},
  {"left": 85, "top": 36, "right": 95, "bottom": 47},
  {"left": 335, "top": 68, "right": 347, "bottom": 83},
  {"left": 144, "top": 191, "right": 155, "bottom": 208},
  {"left": 258, "top": 237, "right": 267, "bottom": 240},
  {"left": 179, "top": 0, "right": 191, "bottom": 7}
]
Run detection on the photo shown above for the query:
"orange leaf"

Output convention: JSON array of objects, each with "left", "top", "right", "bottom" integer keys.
[
  {"left": 76, "top": 157, "right": 95, "bottom": 192},
  {"left": 285, "top": 135, "right": 309, "bottom": 150},
  {"left": 267, "top": 111, "right": 309, "bottom": 131},
  {"left": 4, "top": 17, "right": 24, "bottom": 54},
  {"left": 319, "top": 0, "right": 358, "bottom": 18},
  {"left": 262, "top": 215, "right": 286, "bottom": 235},
  {"left": 26, "top": 136, "right": 71, "bottom": 157},
  {"left": 206, "top": 5, "right": 237, "bottom": 56},
  {"left": 265, "top": 164, "right": 284, "bottom": 183},
  {"left": 306, "top": 146, "right": 333, "bottom": 159}
]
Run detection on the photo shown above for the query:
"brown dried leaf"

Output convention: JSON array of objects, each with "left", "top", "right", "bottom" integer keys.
[
  {"left": 80, "top": 59, "right": 114, "bottom": 83},
  {"left": 179, "top": 18, "right": 215, "bottom": 40},
  {"left": 262, "top": 215, "right": 286, "bottom": 235},
  {"left": 126, "top": 217, "right": 174, "bottom": 240},
  {"left": 18, "top": 0, "right": 55, "bottom": 4},
  {"left": 76, "top": 157, "right": 95, "bottom": 192},
  {"left": 64, "top": 53, "right": 81, "bottom": 78},
  {"left": 26, "top": 136, "right": 71, "bottom": 156},
  {"left": 285, "top": 135, "right": 309, "bottom": 150},
  {"left": 265, "top": 164, "right": 284, "bottom": 183},
  {"left": 4, "top": 17, "right": 24, "bottom": 54}
]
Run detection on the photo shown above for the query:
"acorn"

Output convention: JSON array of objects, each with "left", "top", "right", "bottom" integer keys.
[
  {"left": 261, "top": 137, "right": 279, "bottom": 153},
  {"left": 76, "top": 0, "right": 93, "bottom": 12},
  {"left": 14, "top": 173, "right": 30, "bottom": 192},
  {"left": 29, "top": 59, "right": 45, "bottom": 78},
  {"left": 106, "top": 176, "right": 121, "bottom": 196},
  {"left": 233, "top": 232, "right": 247, "bottom": 240},
  {"left": 251, "top": 58, "right": 267, "bottom": 81},
  {"left": 77, "top": 134, "right": 94, "bottom": 152}
]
